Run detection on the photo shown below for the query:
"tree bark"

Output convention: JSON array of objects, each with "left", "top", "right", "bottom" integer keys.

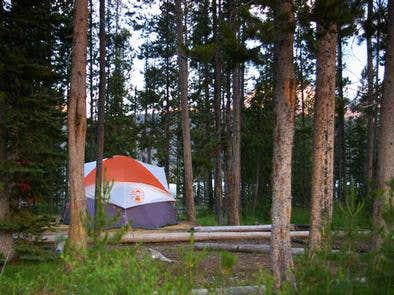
[
  {"left": 366, "top": 0, "right": 376, "bottom": 192},
  {"left": 228, "top": 64, "right": 241, "bottom": 225},
  {"left": 373, "top": 0, "right": 394, "bottom": 248},
  {"left": 227, "top": 3, "right": 241, "bottom": 226},
  {"left": 309, "top": 22, "right": 337, "bottom": 251},
  {"left": 224, "top": 73, "right": 232, "bottom": 222},
  {"left": 67, "top": 0, "right": 89, "bottom": 251},
  {"left": 0, "top": 75, "right": 15, "bottom": 260},
  {"left": 176, "top": 0, "right": 195, "bottom": 222},
  {"left": 271, "top": 0, "right": 296, "bottom": 289},
  {"left": 212, "top": 0, "right": 223, "bottom": 225},
  {"left": 335, "top": 30, "right": 345, "bottom": 200},
  {"left": 88, "top": 0, "right": 94, "bottom": 121},
  {"left": 253, "top": 157, "right": 260, "bottom": 218},
  {"left": 93, "top": 0, "right": 106, "bottom": 240}
]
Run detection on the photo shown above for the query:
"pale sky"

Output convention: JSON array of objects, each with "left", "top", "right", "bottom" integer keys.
[{"left": 120, "top": 1, "right": 378, "bottom": 104}]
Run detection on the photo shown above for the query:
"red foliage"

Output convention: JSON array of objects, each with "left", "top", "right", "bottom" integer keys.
[{"left": 18, "top": 182, "right": 31, "bottom": 193}]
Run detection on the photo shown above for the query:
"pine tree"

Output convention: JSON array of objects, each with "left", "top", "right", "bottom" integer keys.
[
  {"left": 176, "top": 0, "right": 196, "bottom": 222},
  {"left": 0, "top": 0, "right": 69, "bottom": 259},
  {"left": 94, "top": 0, "right": 107, "bottom": 241},
  {"left": 271, "top": 0, "right": 296, "bottom": 289},
  {"left": 310, "top": 0, "right": 338, "bottom": 251},
  {"left": 67, "top": 0, "right": 88, "bottom": 252},
  {"left": 374, "top": 0, "right": 394, "bottom": 248},
  {"left": 212, "top": 0, "right": 224, "bottom": 224}
]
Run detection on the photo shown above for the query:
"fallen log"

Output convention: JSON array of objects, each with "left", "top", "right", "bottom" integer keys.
[
  {"left": 153, "top": 285, "right": 264, "bottom": 295},
  {"left": 42, "top": 230, "right": 310, "bottom": 244},
  {"left": 191, "top": 285, "right": 263, "bottom": 295},
  {"left": 194, "top": 242, "right": 306, "bottom": 255},
  {"left": 116, "top": 230, "right": 309, "bottom": 243},
  {"left": 191, "top": 225, "right": 276, "bottom": 232},
  {"left": 191, "top": 224, "right": 310, "bottom": 232}
]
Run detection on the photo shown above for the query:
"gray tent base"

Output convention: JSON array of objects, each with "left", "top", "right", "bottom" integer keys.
[{"left": 63, "top": 199, "right": 177, "bottom": 229}]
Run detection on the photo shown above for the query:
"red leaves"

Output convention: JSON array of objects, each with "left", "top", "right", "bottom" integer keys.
[{"left": 18, "top": 182, "right": 31, "bottom": 193}]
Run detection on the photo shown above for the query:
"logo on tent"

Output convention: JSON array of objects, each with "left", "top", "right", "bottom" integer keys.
[{"left": 131, "top": 188, "right": 144, "bottom": 204}]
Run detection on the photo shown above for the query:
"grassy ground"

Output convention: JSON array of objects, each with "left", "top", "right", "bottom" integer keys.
[
  {"left": 0, "top": 244, "right": 270, "bottom": 295},
  {"left": 196, "top": 204, "right": 371, "bottom": 229},
  {"left": 0, "top": 202, "right": 381, "bottom": 294}
]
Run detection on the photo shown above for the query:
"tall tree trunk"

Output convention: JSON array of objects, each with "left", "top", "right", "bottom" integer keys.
[
  {"left": 228, "top": 64, "right": 241, "bottom": 225},
  {"left": 309, "top": 22, "right": 337, "bottom": 251},
  {"left": 67, "top": 0, "right": 88, "bottom": 251},
  {"left": 335, "top": 30, "right": 345, "bottom": 200},
  {"left": 176, "top": 0, "right": 195, "bottom": 222},
  {"left": 89, "top": 0, "right": 94, "bottom": 121},
  {"left": 0, "top": 58, "right": 15, "bottom": 259},
  {"left": 297, "top": 27, "right": 308, "bottom": 204},
  {"left": 164, "top": 56, "right": 171, "bottom": 178},
  {"left": 271, "top": 0, "right": 296, "bottom": 289},
  {"left": 227, "top": 3, "right": 241, "bottom": 226},
  {"left": 252, "top": 157, "right": 260, "bottom": 218},
  {"left": 224, "top": 73, "right": 232, "bottom": 221},
  {"left": 212, "top": 0, "right": 223, "bottom": 224},
  {"left": 0, "top": 0, "right": 14, "bottom": 261},
  {"left": 94, "top": 0, "right": 106, "bottom": 240},
  {"left": 366, "top": 0, "right": 376, "bottom": 192},
  {"left": 373, "top": 0, "right": 394, "bottom": 248}
]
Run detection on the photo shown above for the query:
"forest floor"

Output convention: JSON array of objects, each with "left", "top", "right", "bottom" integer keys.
[
  {"left": 0, "top": 216, "right": 378, "bottom": 294},
  {"left": 43, "top": 222, "right": 274, "bottom": 286},
  {"left": 130, "top": 241, "right": 273, "bottom": 287},
  {"left": 42, "top": 222, "right": 309, "bottom": 288}
]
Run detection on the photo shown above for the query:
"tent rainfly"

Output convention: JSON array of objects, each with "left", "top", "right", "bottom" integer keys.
[{"left": 63, "top": 155, "right": 177, "bottom": 229}]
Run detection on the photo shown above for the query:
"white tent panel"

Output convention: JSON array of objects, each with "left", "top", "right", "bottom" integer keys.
[
  {"left": 84, "top": 161, "right": 97, "bottom": 177},
  {"left": 85, "top": 182, "right": 175, "bottom": 209},
  {"left": 137, "top": 161, "right": 169, "bottom": 190}
]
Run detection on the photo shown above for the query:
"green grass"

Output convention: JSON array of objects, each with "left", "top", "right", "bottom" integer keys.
[
  {"left": 196, "top": 210, "right": 218, "bottom": 226},
  {"left": 0, "top": 247, "right": 193, "bottom": 295},
  {"left": 290, "top": 207, "right": 310, "bottom": 225},
  {"left": 0, "top": 245, "right": 271, "bottom": 294},
  {"left": 195, "top": 204, "right": 371, "bottom": 229}
]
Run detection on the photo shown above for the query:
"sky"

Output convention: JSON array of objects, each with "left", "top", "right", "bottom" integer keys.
[{"left": 122, "top": 1, "right": 380, "bottom": 104}]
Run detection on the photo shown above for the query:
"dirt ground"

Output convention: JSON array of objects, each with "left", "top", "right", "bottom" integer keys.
[{"left": 128, "top": 241, "right": 273, "bottom": 287}]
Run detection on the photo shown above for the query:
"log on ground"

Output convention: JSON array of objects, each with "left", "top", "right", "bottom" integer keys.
[
  {"left": 191, "top": 224, "right": 310, "bottom": 232},
  {"left": 42, "top": 230, "right": 310, "bottom": 244},
  {"left": 194, "top": 242, "right": 305, "bottom": 255}
]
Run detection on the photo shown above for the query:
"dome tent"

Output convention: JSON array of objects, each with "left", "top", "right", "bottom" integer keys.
[{"left": 63, "top": 155, "right": 177, "bottom": 229}]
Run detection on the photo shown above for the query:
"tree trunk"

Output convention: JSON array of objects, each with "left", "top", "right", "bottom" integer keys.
[
  {"left": 227, "top": 4, "right": 241, "bottom": 226},
  {"left": 224, "top": 73, "right": 232, "bottom": 223},
  {"left": 309, "top": 22, "right": 337, "bottom": 251},
  {"left": 271, "top": 0, "right": 296, "bottom": 289},
  {"left": 0, "top": 74, "right": 15, "bottom": 260},
  {"left": 297, "top": 28, "right": 308, "bottom": 204},
  {"left": 373, "top": 0, "right": 394, "bottom": 248},
  {"left": 67, "top": 0, "right": 89, "bottom": 251},
  {"left": 176, "top": 0, "right": 195, "bottom": 222},
  {"left": 228, "top": 64, "right": 241, "bottom": 225},
  {"left": 366, "top": 0, "right": 376, "bottom": 192},
  {"left": 93, "top": 0, "right": 106, "bottom": 240},
  {"left": 253, "top": 157, "right": 260, "bottom": 218},
  {"left": 335, "top": 30, "right": 345, "bottom": 200},
  {"left": 88, "top": 0, "right": 94, "bottom": 121},
  {"left": 212, "top": 0, "right": 223, "bottom": 225}
]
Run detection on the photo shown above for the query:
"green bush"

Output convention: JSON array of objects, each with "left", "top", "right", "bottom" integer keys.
[{"left": 289, "top": 183, "right": 394, "bottom": 295}]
